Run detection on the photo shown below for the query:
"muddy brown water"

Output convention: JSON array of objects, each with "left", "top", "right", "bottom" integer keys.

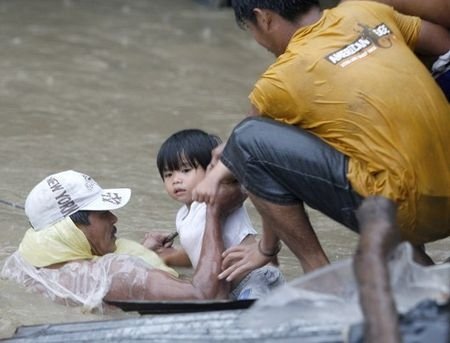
[{"left": 0, "top": 0, "right": 448, "bottom": 338}]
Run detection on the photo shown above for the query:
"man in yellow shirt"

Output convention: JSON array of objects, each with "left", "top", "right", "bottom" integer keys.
[{"left": 192, "top": 0, "right": 450, "bottom": 279}]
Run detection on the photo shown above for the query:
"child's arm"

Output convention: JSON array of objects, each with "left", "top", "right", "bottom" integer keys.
[
  {"left": 364, "top": 0, "right": 450, "bottom": 29},
  {"left": 141, "top": 232, "right": 192, "bottom": 267},
  {"left": 141, "top": 231, "right": 169, "bottom": 251},
  {"left": 141, "top": 231, "right": 179, "bottom": 250}
]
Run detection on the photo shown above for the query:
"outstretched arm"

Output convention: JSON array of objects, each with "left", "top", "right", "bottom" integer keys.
[
  {"left": 365, "top": 0, "right": 450, "bottom": 28},
  {"left": 345, "top": 0, "right": 450, "bottom": 57},
  {"left": 105, "top": 182, "right": 246, "bottom": 301},
  {"left": 415, "top": 20, "right": 450, "bottom": 56}
]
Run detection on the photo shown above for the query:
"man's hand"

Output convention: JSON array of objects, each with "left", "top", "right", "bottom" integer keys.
[
  {"left": 192, "top": 173, "right": 221, "bottom": 205},
  {"left": 193, "top": 159, "right": 238, "bottom": 205},
  {"left": 218, "top": 241, "right": 271, "bottom": 282},
  {"left": 208, "top": 180, "right": 247, "bottom": 220}
]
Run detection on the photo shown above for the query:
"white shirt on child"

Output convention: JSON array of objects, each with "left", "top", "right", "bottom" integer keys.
[{"left": 176, "top": 201, "right": 257, "bottom": 268}]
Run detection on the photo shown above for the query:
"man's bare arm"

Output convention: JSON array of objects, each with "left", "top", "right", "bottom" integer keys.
[
  {"left": 387, "top": 0, "right": 450, "bottom": 28},
  {"left": 105, "top": 183, "right": 245, "bottom": 301},
  {"left": 415, "top": 20, "right": 450, "bottom": 56},
  {"left": 350, "top": 0, "right": 450, "bottom": 28}
]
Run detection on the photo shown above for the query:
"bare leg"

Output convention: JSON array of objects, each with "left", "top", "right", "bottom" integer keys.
[
  {"left": 249, "top": 193, "right": 330, "bottom": 273},
  {"left": 354, "top": 196, "right": 401, "bottom": 343}
]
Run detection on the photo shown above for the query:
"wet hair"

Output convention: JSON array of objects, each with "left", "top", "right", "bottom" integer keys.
[
  {"left": 69, "top": 210, "right": 91, "bottom": 226},
  {"left": 157, "top": 129, "right": 222, "bottom": 179},
  {"left": 230, "top": 0, "right": 320, "bottom": 29}
]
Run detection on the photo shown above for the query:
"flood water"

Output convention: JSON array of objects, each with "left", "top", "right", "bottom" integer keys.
[{"left": 0, "top": 0, "right": 448, "bottom": 339}]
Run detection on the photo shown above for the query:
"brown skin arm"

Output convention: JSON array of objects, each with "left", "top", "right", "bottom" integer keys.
[
  {"left": 363, "top": 0, "right": 450, "bottom": 66},
  {"left": 353, "top": 196, "right": 401, "bottom": 343},
  {"left": 363, "top": 0, "right": 450, "bottom": 29},
  {"left": 415, "top": 20, "right": 450, "bottom": 56},
  {"left": 104, "top": 183, "right": 246, "bottom": 301},
  {"left": 343, "top": 0, "right": 450, "bottom": 54},
  {"left": 141, "top": 231, "right": 192, "bottom": 267}
]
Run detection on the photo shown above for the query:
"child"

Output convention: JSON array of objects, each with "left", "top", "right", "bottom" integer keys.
[{"left": 144, "top": 129, "right": 284, "bottom": 300}]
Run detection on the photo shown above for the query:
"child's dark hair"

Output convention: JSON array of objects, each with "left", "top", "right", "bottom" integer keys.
[
  {"left": 230, "top": 0, "right": 320, "bottom": 29},
  {"left": 157, "top": 129, "right": 222, "bottom": 179}
]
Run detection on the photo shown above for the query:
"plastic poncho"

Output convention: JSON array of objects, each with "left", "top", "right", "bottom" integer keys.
[
  {"left": 240, "top": 243, "right": 450, "bottom": 329},
  {"left": 1, "top": 217, "right": 178, "bottom": 312}
]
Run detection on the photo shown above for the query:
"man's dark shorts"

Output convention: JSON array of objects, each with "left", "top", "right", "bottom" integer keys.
[{"left": 221, "top": 117, "right": 364, "bottom": 232}]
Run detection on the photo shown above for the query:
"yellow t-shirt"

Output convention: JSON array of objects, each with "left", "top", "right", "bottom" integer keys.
[{"left": 250, "top": 1, "right": 450, "bottom": 245}]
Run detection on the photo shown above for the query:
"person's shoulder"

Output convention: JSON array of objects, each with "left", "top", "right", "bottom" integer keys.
[
  {"left": 176, "top": 204, "right": 188, "bottom": 215},
  {"left": 176, "top": 202, "right": 206, "bottom": 224},
  {"left": 176, "top": 203, "right": 190, "bottom": 220},
  {"left": 329, "top": 0, "right": 397, "bottom": 28},
  {"left": 337, "top": 0, "right": 394, "bottom": 13},
  {"left": 260, "top": 49, "right": 302, "bottom": 80}
]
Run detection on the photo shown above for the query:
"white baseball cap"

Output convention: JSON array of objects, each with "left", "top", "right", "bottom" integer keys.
[{"left": 25, "top": 170, "right": 131, "bottom": 230}]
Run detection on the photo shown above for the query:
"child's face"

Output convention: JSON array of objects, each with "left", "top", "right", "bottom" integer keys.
[{"left": 163, "top": 163, "right": 206, "bottom": 206}]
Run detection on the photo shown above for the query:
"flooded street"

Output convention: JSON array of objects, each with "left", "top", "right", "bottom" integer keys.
[{"left": 0, "top": 0, "right": 448, "bottom": 339}]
